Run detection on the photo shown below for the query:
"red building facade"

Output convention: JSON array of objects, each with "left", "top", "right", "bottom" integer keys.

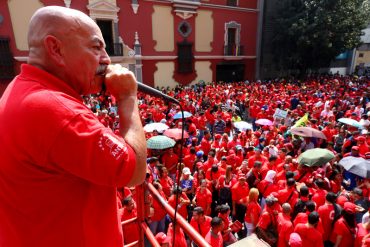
[{"left": 0, "top": 0, "right": 259, "bottom": 91}]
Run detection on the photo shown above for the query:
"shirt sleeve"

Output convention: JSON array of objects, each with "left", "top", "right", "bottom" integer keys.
[{"left": 48, "top": 112, "right": 136, "bottom": 187}]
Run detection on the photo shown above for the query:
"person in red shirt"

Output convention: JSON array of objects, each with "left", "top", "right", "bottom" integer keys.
[
  {"left": 311, "top": 178, "right": 328, "bottom": 208},
  {"left": 199, "top": 130, "right": 212, "bottom": 156},
  {"left": 168, "top": 187, "right": 190, "bottom": 220},
  {"left": 231, "top": 175, "right": 250, "bottom": 239},
  {"left": 190, "top": 207, "right": 212, "bottom": 238},
  {"left": 277, "top": 178, "right": 299, "bottom": 208},
  {"left": 158, "top": 167, "right": 174, "bottom": 198},
  {"left": 277, "top": 203, "right": 294, "bottom": 247},
  {"left": 355, "top": 218, "right": 370, "bottom": 247},
  {"left": 330, "top": 202, "right": 357, "bottom": 247},
  {"left": 244, "top": 188, "right": 262, "bottom": 236},
  {"left": 293, "top": 201, "right": 324, "bottom": 236},
  {"left": 183, "top": 147, "right": 197, "bottom": 170},
  {"left": 167, "top": 223, "right": 187, "bottom": 247},
  {"left": 161, "top": 148, "right": 179, "bottom": 177},
  {"left": 121, "top": 196, "right": 140, "bottom": 245},
  {"left": 217, "top": 204, "right": 237, "bottom": 245},
  {"left": 149, "top": 182, "right": 168, "bottom": 235},
  {"left": 256, "top": 194, "right": 280, "bottom": 246},
  {"left": 317, "top": 192, "right": 340, "bottom": 244},
  {"left": 0, "top": 6, "right": 147, "bottom": 247},
  {"left": 294, "top": 212, "right": 324, "bottom": 247},
  {"left": 205, "top": 217, "right": 224, "bottom": 247},
  {"left": 247, "top": 148, "right": 268, "bottom": 169},
  {"left": 192, "top": 179, "right": 213, "bottom": 216}
]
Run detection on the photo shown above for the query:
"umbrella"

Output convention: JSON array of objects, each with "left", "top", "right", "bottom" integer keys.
[
  {"left": 233, "top": 121, "right": 253, "bottom": 131},
  {"left": 147, "top": 135, "right": 176, "bottom": 149},
  {"left": 290, "top": 127, "right": 327, "bottom": 140},
  {"left": 338, "top": 118, "right": 363, "bottom": 129},
  {"left": 339, "top": 157, "right": 370, "bottom": 178},
  {"left": 163, "top": 128, "right": 189, "bottom": 140},
  {"left": 143, "top": 123, "right": 169, "bottom": 133},
  {"left": 255, "top": 119, "right": 273, "bottom": 126},
  {"left": 173, "top": 111, "right": 192, "bottom": 120},
  {"left": 298, "top": 148, "right": 335, "bottom": 167}
]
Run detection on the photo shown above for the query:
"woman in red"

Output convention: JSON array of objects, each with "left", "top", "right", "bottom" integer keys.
[
  {"left": 330, "top": 202, "right": 357, "bottom": 247},
  {"left": 149, "top": 182, "right": 168, "bottom": 235},
  {"left": 158, "top": 167, "right": 174, "bottom": 198},
  {"left": 217, "top": 165, "right": 237, "bottom": 207},
  {"left": 192, "top": 179, "right": 213, "bottom": 216},
  {"left": 244, "top": 188, "right": 261, "bottom": 236}
]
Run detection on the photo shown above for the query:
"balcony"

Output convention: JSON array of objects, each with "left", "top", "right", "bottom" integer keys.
[{"left": 224, "top": 45, "right": 244, "bottom": 56}]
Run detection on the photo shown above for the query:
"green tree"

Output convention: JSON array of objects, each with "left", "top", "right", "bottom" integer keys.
[{"left": 273, "top": 0, "right": 370, "bottom": 75}]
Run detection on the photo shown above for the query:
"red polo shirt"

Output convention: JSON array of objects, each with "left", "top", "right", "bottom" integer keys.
[
  {"left": 231, "top": 182, "right": 250, "bottom": 203},
  {"left": 330, "top": 218, "right": 355, "bottom": 247},
  {"left": 317, "top": 203, "right": 335, "bottom": 241},
  {"left": 277, "top": 213, "right": 294, "bottom": 247},
  {"left": 194, "top": 188, "right": 212, "bottom": 215},
  {"left": 190, "top": 216, "right": 212, "bottom": 238},
  {"left": 294, "top": 224, "right": 324, "bottom": 247},
  {"left": 0, "top": 65, "right": 137, "bottom": 247}
]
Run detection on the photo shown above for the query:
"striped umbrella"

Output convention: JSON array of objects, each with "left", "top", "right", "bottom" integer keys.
[{"left": 147, "top": 135, "right": 176, "bottom": 150}]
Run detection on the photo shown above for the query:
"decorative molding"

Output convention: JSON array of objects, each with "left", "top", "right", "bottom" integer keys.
[
  {"left": 178, "top": 21, "right": 192, "bottom": 38},
  {"left": 87, "top": 1, "right": 120, "bottom": 22},
  {"left": 225, "top": 21, "right": 241, "bottom": 46},
  {"left": 172, "top": 0, "right": 201, "bottom": 20},
  {"left": 137, "top": 55, "right": 178, "bottom": 60},
  {"left": 64, "top": 0, "right": 72, "bottom": 8},
  {"left": 201, "top": 3, "right": 259, "bottom": 12}
]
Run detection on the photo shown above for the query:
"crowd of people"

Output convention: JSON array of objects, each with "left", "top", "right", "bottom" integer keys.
[{"left": 86, "top": 75, "right": 370, "bottom": 247}]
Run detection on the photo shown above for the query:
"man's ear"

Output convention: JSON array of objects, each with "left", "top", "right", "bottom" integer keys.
[{"left": 44, "top": 35, "right": 66, "bottom": 66}]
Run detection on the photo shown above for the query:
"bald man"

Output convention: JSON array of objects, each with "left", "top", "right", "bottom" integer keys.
[{"left": 0, "top": 6, "right": 146, "bottom": 247}]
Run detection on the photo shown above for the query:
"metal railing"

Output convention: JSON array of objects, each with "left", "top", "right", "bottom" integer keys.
[
  {"left": 122, "top": 183, "right": 211, "bottom": 247},
  {"left": 224, "top": 45, "right": 244, "bottom": 56}
]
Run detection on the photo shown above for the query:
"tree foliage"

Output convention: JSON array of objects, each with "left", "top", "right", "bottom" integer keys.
[{"left": 273, "top": 0, "right": 370, "bottom": 73}]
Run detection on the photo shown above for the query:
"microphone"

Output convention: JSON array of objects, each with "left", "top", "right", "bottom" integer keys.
[{"left": 137, "top": 81, "right": 179, "bottom": 104}]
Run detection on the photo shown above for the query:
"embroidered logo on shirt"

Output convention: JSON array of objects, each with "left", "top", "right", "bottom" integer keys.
[{"left": 98, "top": 132, "right": 127, "bottom": 160}]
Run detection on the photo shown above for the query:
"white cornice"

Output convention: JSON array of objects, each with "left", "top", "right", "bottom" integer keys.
[{"left": 14, "top": 55, "right": 256, "bottom": 63}]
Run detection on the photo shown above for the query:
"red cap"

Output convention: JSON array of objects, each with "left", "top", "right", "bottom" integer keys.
[
  {"left": 356, "top": 136, "right": 366, "bottom": 142},
  {"left": 215, "top": 134, "right": 221, "bottom": 139},
  {"left": 352, "top": 146, "right": 359, "bottom": 151},
  {"left": 343, "top": 202, "right": 357, "bottom": 214},
  {"left": 155, "top": 232, "right": 171, "bottom": 244}
]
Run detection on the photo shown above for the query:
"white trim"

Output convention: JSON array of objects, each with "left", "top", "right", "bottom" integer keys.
[
  {"left": 194, "top": 55, "right": 256, "bottom": 60},
  {"left": 14, "top": 56, "right": 28, "bottom": 62},
  {"left": 138, "top": 55, "right": 178, "bottom": 60},
  {"left": 201, "top": 3, "right": 259, "bottom": 12},
  {"left": 15, "top": 55, "right": 256, "bottom": 63}
]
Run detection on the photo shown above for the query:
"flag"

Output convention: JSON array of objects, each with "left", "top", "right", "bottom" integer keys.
[{"left": 293, "top": 113, "right": 309, "bottom": 127}]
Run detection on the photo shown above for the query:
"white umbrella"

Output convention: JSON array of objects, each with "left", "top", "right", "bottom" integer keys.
[
  {"left": 143, "top": 122, "right": 169, "bottom": 133},
  {"left": 234, "top": 121, "right": 253, "bottom": 131}
]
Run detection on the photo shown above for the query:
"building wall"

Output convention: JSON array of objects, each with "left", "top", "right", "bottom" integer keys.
[{"left": 0, "top": 0, "right": 259, "bottom": 93}]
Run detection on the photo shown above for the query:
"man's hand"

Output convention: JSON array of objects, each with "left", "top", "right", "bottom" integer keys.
[{"left": 104, "top": 64, "right": 138, "bottom": 100}]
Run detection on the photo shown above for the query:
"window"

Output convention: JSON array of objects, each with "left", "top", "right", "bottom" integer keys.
[
  {"left": 96, "top": 20, "right": 122, "bottom": 56},
  {"left": 0, "top": 37, "right": 15, "bottom": 80},
  {"left": 227, "top": 0, "right": 237, "bottom": 6},
  {"left": 359, "top": 53, "right": 364, "bottom": 58},
  {"left": 177, "top": 41, "right": 193, "bottom": 73}
]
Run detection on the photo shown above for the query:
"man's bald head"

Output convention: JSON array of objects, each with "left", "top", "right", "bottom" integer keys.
[
  {"left": 28, "top": 6, "right": 98, "bottom": 48},
  {"left": 282, "top": 203, "right": 291, "bottom": 214}
]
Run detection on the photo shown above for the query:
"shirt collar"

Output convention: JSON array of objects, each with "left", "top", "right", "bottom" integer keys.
[{"left": 18, "top": 64, "right": 83, "bottom": 102}]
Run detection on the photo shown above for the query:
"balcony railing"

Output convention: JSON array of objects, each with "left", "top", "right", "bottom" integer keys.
[{"left": 224, "top": 45, "right": 244, "bottom": 56}]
